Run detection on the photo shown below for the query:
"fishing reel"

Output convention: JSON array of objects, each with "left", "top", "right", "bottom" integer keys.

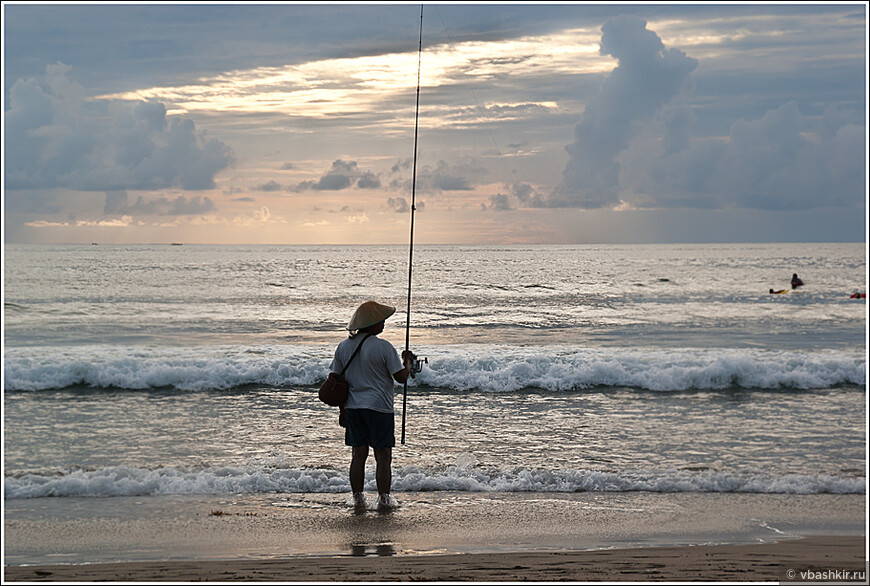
[{"left": 410, "top": 356, "right": 428, "bottom": 378}]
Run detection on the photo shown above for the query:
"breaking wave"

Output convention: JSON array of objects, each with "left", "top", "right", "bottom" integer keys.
[
  {"left": 5, "top": 462, "right": 864, "bottom": 499},
  {"left": 4, "top": 344, "right": 864, "bottom": 393}
]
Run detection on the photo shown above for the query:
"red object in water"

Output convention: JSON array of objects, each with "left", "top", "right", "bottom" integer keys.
[{"left": 849, "top": 293, "right": 866, "bottom": 299}]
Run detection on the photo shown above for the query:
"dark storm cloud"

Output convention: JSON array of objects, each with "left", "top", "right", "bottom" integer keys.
[
  {"left": 550, "top": 15, "right": 698, "bottom": 208},
  {"left": 5, "top": 64, "right": 235, "bottom": 193}
]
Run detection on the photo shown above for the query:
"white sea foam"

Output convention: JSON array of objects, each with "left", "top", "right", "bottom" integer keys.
[
  {"left": 4, "top": 344, "right": 864, "bottom": 393},
  {"left": 4, "top": 463, "right": 863, "bottom": 499},
  {"left": 417, "top": 346, "right": 866, "bottom": 392},
  {"left": 3, "top": 345, "right": 330, "bottom": 392}
]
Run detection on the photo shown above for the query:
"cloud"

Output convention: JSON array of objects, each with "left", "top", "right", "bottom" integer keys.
[
  {"left": 346, "top": 213, "right": 370, "bottom": 224},
  {"left": 489, "top": 193, "right": 514, "bottom": 211},
  {"left": 232, "top": 206, "right": 282, "bottom": 227},
  {"left": 76, "top": 215, "right": 137, "bottom": 227},
  {"left": 550, "top": 15, "right": 697, "bottom": 208},
  {"left": 448, "top": 102, "right": 557, "bottom": 127},
  {"left": 386, "top": 196, "right": 424, "bottom": 214},
  {"left": 391, "top": 158, "right": 412, "bottom": 173},
  {"left": 23, "top": 220, "right": 70, "bottom": 228},
  {"left": 711, "top": 103, "right": 864, "bottom": 210},
  {"left": 5, "top": 64, "right": 235, "bottom": 194},
  {"left": 255, "top": 180, "right": 284, "bottom": 192},
  {"left": 415, "top": 160, "right": 488, "bottom": 193},
  {"left": 356, "top": 171, "right": 381, "bottom": 189},
  {"left": 290, "top": 159, "right": 381, "bottom": 192},
  {"left": 621, "top": 101, "right": 866, "bottom": 211},
  {"left": 513, "top": 182, "right": 547, "bottom": 208},
  {"left": 479, "top": 182, "right": 545, "bottom": 212},
  {"left": 528, "top": 15, "right": 864, "bottom": 213},
  {"left": 104, "top": 190, "right": 216, "bottom": 216},
  {"left": 432, "top": 174, "right": 472, "bottom": 191},
  {"left": 387, "top": 197, "right": 409, "bottom": 213},
  {"left": 310, "top": 173, "right": 352, "bottom": 191},
  {"left": 167, "top": 194, "right": 216, "bottom": 215}
]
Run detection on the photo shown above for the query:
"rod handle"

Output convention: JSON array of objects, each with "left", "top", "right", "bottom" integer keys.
[{"left": 401, "top": 380, "right": 408, "bottom": 445}]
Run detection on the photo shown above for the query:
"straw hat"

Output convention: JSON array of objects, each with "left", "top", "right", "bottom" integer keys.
[{"left": 347, "top": 300, "right": 396, "bottom": 331}]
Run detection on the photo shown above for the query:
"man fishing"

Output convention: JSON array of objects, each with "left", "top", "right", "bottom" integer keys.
[
  {"left": 331, "top": 300, "right": 416, "bottom": 511},
  {"left": 331, "top": 5, "right": 423, "bottom": 513}
]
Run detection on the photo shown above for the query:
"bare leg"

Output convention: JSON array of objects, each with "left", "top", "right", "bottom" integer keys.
[
  {"left": 350, "top": 446, "right": 369, "bottom": 494},
  {"left": 373, "top": 447, "right": 392, "bottom": 496}
]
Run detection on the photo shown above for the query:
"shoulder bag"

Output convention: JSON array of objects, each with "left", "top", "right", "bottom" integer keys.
[{"left": 318, "top": 334, "right": 371, "bottom": 407}]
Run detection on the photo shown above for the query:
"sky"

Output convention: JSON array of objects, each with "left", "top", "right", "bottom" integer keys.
[{"left": 2, "top": 2, "right": 867, "bottom": 245}]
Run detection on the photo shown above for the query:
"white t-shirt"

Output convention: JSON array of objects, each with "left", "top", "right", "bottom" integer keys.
[{"left": 330, "top": 335, "right": 403, "bottom": 413}]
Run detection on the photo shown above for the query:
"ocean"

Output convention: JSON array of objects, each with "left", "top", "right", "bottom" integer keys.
[{"left": 2, "top": 243, "right": 867, "bottom": 563}]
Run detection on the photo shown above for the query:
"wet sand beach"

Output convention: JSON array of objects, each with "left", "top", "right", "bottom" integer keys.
[
  {"left": 4, "top": 492, "right": 866, "bottom": 582},
  {"left": 4, "top": 534, "right": 866, "bottom": 582}
]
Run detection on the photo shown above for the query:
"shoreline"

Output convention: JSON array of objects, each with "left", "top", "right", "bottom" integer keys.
[
  {"left": 4, "top": 492, "right": 866, "bottom": 581},
  {"left": 4, "top": 535, "right": 866, "bottom": 582}
]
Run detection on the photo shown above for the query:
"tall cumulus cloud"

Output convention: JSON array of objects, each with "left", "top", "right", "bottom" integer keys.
[
  {"left": 551, "top": 15, "right": 698, "bottom": 208},
  {"left": 5, "top": 63, "right": 235, "bottom": 192},
  {"left": 543, "top": 15, "right": 864, "bottom": 212}
]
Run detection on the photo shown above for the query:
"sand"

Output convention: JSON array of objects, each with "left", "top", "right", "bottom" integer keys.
[
  {"left": 3, "top": 535, "right": 866, "bottom": 582},
  {"left": 4, "top": 492, "right": 866, "bottom": 582}
]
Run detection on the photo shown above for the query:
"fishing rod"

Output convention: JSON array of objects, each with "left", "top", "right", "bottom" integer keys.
[{"left": 402, "top": 4, "right": 425, "bottom": 446}]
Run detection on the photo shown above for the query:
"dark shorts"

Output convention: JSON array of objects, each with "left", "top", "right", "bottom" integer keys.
[{"left": 344, "top": 408, "right": 395, "bottom": 449}]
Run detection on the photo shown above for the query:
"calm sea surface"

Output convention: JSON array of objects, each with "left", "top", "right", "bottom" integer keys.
[{"left": 3, "top": 243, "right": 866, "bottom": 499}]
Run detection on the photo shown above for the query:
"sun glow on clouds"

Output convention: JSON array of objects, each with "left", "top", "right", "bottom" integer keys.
[
  {"left": 95, "top": 18, "right": 799, "bottom": 121},
  {"left": 97, "top": 15, "right": 852, "bottom": 123},
  {"left": 9, "top": 7, "right": 863, "bottom": 246},
  {"left": 25, "top": 216, "right": 140, "bottom": 228},
  {"left": 96, "top": 28, "right": 609, "bottom": 120},
  {"left": 346, "top": 213, "right": 370, "bottom": 224},
  {"left": 649, "top": 12, "right": 862, "bottom": 65},
  {"left": 23, "top": 207, "right": 286, "bottom": 232}
]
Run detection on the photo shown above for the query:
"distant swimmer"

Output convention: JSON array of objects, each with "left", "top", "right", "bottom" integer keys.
[
  {"left": 791, "top": 273, "right": 804, "bottom": 289},
  {"left": 769, "top": 289, "right": 788, "bottom": 295},
  {"left": 850, "top": 292, "right": 866, "bottom": 299}
]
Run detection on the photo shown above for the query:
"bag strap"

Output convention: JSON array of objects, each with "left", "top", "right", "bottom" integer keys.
[{"left": 339, "top": 334, "right": 371, "bottom": 377}]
